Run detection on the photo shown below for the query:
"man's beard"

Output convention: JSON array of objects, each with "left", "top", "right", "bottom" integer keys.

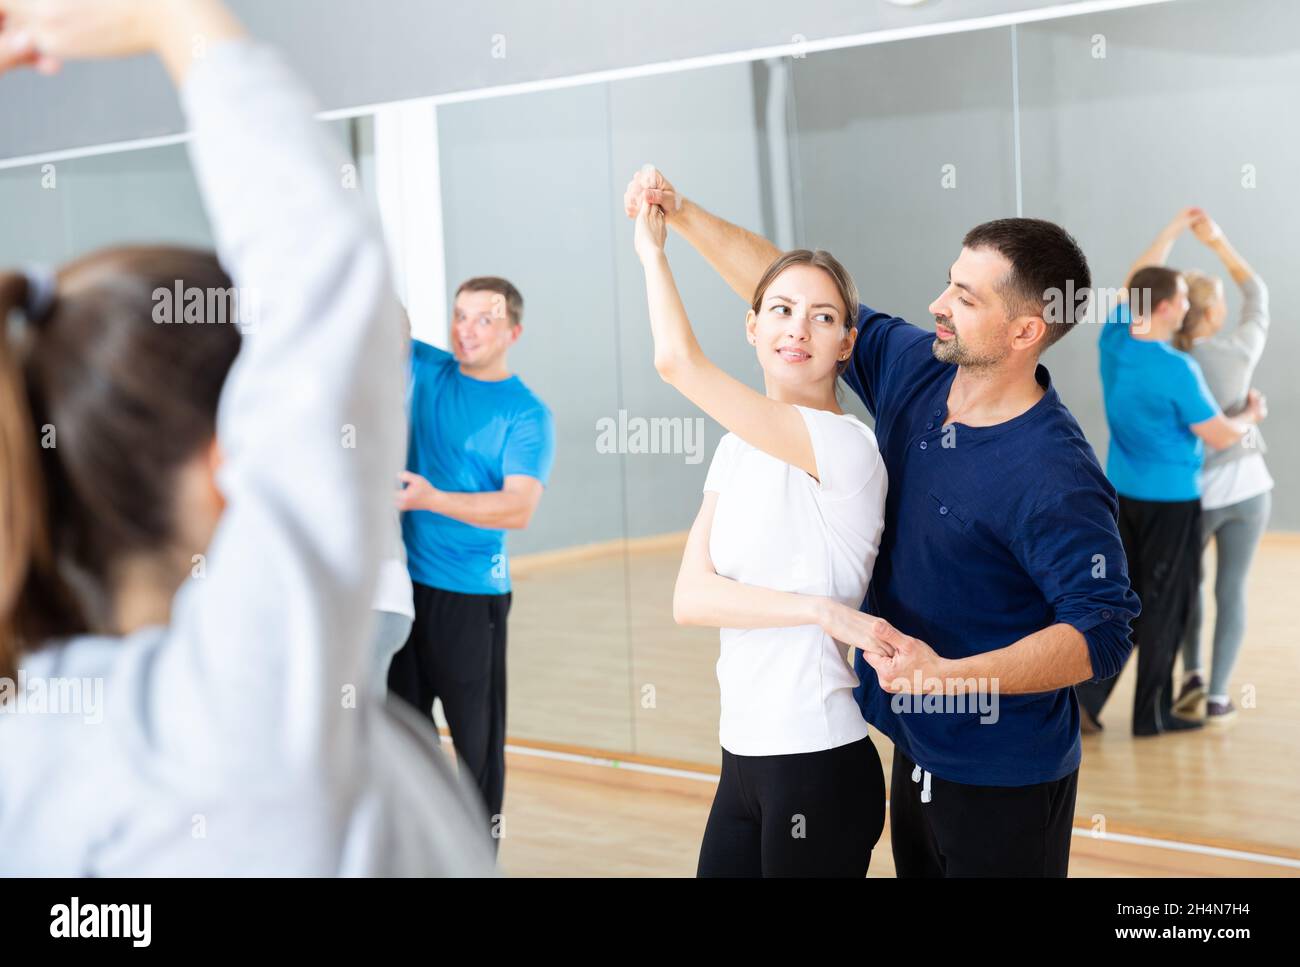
[{"left": 930, "top": 319, "right": 1007, "bottom": 368}]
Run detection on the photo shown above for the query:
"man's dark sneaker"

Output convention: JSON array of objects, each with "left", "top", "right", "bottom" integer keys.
[{"left": 1135, "top": 712, "right": 1205, "bottom": 737}]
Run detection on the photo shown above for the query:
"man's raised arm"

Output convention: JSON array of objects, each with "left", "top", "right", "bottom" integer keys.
[{"left": 622, "top": 164, "right": 779, "bottom": 302}]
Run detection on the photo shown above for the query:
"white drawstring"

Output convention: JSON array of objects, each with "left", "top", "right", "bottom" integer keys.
[{"left": 911, "top": 763, "right": 932, "bottom": 804}]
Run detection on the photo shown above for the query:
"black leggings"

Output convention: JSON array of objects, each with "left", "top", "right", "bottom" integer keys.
[{"left": 697, "top": 735, "right": 886, "bottom": 877}]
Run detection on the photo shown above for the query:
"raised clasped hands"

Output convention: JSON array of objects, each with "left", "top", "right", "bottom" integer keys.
[
  {"left": 623, "top": 162, "right": 681, "bottom": 221},
  {"left": 633, "top": 167, "right": 669, "bottom": 262},
  {"left": 1190, "top": 211, "right": 1224, "bottom": 245}
]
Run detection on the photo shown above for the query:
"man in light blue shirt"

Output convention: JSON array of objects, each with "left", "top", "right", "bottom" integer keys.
[
  {"left": 1099, "top": 282, "right": 1217, "bottom": 501},
  {"left": 389, "top": 277, "right": 555, "bottom": 836},
  {"left": 1078, "top": 210, "right": 1264, "bottom": 737}
]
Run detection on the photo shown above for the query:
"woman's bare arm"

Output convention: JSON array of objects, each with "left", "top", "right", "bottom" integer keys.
[
  {"left": 673, "top": 494, "right": 893, "bottom": 657},
  {"left": 634, "top": 200, "right": 819, "bottom": 479}
]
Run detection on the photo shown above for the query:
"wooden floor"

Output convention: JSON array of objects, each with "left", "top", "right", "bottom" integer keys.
[
  {"left": 493, "top": 532, "right": 1300, "bottom": 875},
  {"left": 493, "top": 750, "right": 1299, "bottom": 877}
]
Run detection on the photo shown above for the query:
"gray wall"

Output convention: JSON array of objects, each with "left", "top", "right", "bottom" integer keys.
[
  {"left": 0, "top": 145, "right": 212, "bottom": 265},
  {"left": 608, "top": 68, "right": 771, "bottom": 544},
  {"left": 0, "top": 119, "right": 357, "bottom": 266},
  {"left": 0, "top": 0, "right": 1174, "bottom": 161}
]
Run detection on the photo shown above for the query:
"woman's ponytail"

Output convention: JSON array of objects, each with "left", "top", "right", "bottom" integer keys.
[
  {"left": 1, "top": 246, "right": 242, "bottom": 688},
  {"left": 0, "top": 270, "right": 80, "bottom": 686},
  {"left": 1174, "top": 270, "right": 1220, "bottom": 353}
]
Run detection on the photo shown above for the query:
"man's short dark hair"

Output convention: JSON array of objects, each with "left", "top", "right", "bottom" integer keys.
[
  {"left": 962, "top": 218, "right": 1091, "bottom": 352},
  {"left": 1127, "top": 265, "right": 1183, "bottom": 319},
  {"left": 455, "top": 276, "right": 524, "bottom": 327}
]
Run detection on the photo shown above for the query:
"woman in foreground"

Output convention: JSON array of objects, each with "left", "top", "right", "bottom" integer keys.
[{"left": 0, "top": 0, "right": 493, "bottom": 874}]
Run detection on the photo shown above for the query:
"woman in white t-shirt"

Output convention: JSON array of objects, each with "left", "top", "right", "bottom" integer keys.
[{"left": 634, "top": 198, "right": 890, "bottom": 877}]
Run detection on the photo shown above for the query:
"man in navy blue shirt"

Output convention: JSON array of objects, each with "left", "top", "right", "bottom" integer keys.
[{"left": 624, "top": 168, "right": 1139, "bottom": 877}]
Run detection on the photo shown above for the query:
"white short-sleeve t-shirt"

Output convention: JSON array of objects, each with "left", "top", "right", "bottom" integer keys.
[{"left": 702, "top": 404, "right": 888, "bottom": 756}]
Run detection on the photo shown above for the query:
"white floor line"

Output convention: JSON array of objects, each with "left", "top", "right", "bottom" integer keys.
[
  {"left": 505, "top": 742, "right": 719, "bottom": 783},
  {"left": 505, "top": 742, "right": 1300, "bottom": 870},
  {"left": 1072, "top": 829, "right": 1300, "bottom": 870}
]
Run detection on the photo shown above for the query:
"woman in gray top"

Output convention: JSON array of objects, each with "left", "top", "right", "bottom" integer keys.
[
  {"left": 1172, "top": 214, "right": 1272, "bottom": 725},
  {"left": 0, "top": 0, "right": 495, "bottom": 874}
]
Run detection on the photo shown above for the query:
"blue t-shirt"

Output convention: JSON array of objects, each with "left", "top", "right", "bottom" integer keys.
[
  {"left": 1099, "top": 302, "right": 1219, "bottom": 501},
  {"left": 403, "top": 340, "right": 555, "bottom": 595},
  {"left": 843, "top": 305, "right": 1140, "bottom": 786}
]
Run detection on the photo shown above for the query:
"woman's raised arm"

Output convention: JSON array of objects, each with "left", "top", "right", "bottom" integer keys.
[{"left": 634, "top": 199, "right": 819, "bottom": 480}]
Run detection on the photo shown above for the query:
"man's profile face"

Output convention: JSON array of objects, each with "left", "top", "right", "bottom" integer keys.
[{"left": 927, "top": 246, "right": 1019, "bottom": 369}]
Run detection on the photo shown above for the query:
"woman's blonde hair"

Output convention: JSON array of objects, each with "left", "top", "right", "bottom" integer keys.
[{"left": 1174, "top": 270, "right": 1222, "bottom": 352}]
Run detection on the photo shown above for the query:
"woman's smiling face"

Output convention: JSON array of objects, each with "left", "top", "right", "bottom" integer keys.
[{"left": 746, "top": 263, "right": 854, "bottom": 391}]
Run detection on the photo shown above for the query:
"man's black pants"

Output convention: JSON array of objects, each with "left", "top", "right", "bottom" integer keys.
[
  {"left": 388, "top": 582, "right": 512, "bottom": 840},
  {"left": 890, "top": 748, "right": 1079, "bottom": 877},
  {"left": 1076, "top": 496, "right": 1201, "bottom": 734}
]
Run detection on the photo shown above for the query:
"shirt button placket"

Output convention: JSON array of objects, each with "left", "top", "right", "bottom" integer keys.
[{"left": 920, "top": 404, "right": 943, "bottom": 451}]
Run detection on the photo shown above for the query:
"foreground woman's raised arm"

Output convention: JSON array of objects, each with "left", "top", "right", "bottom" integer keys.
[
  {"left": 0, "top": 0, "right": 408, "bottom": 791},
  {"left": 162, "top": 14, "right": 407, "bottom": 781}
]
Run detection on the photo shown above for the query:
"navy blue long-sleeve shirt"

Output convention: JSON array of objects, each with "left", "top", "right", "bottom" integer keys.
[{"left": 845, "top": 305, "right": 1139, "bottom": 786}]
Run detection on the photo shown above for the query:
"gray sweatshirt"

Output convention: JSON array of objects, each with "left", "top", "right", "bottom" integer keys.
[
  {"left": 1188, "top": 275, "right": 1269, "bottom": 470},
  {"left": 0, "top": 41, "right": 495, "bottom": 875}
]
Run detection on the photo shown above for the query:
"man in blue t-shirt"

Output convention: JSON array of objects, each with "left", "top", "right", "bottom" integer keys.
[
  {"left": 624, "top": 166, "right": 1139, "bottom": 876},
  {"left": 1077, "top": 210, "right": 1265, "bottom": 737},
  {"left": 388, "top": 276, "right": 555, "bottom": 835}
]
